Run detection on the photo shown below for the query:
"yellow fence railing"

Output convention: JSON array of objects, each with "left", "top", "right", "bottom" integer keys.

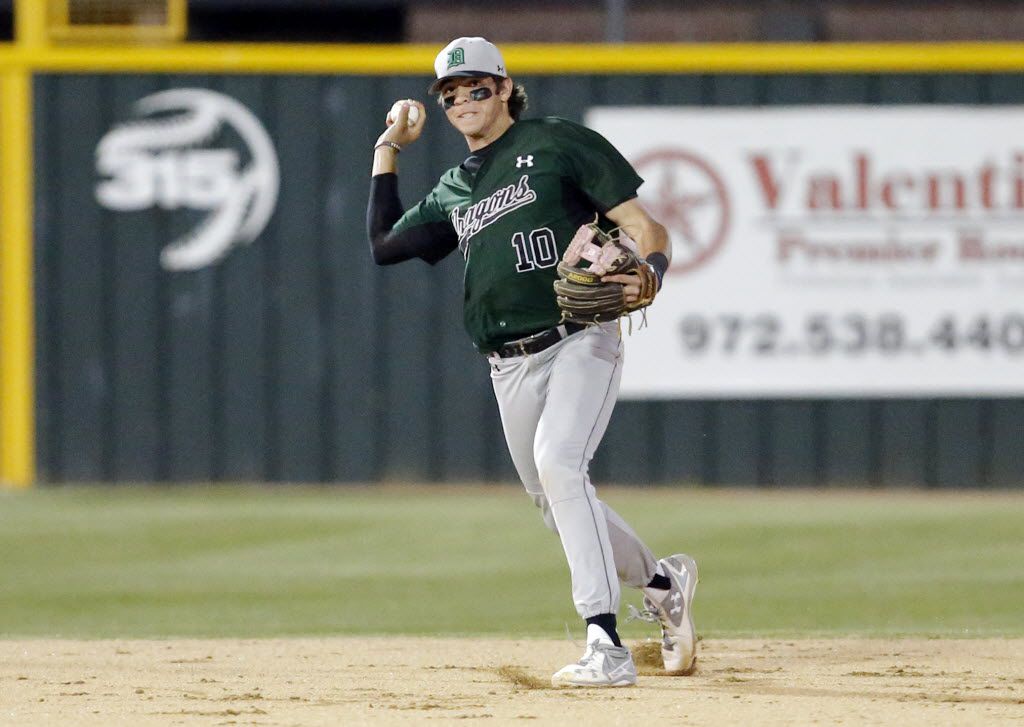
[
  {"left": 47, "top": 0, "right": 186, "bottom": 43},
  {"left": 4, "top": 0, "right": 1024, "bottom": 488},
  {"left": 8, "top": 41, "right": 1024, "bottom": 75}
]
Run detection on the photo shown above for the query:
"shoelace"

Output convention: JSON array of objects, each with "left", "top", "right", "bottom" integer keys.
[
  {"left": 624, "top": 603, "right": 661, "bottom": 624},
  {"left": 563, "top": 622, "right": 582, "bottom": 649},
  {"left": 614, "top": 309, "right": 648, "bottom": 337},
  {"left": 577, "top": 641, "right": 600, "bottom": 665}
]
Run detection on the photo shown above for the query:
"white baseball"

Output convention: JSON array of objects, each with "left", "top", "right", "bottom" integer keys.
[{"left": 388, "top": 100, "right": 420, "bottom": 127}]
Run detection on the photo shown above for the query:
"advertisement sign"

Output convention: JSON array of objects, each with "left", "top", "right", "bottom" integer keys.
[
  {"left": 588, "top": 107, "right": 1024, "bottom": 398},
  {"left": 95, "top": 88, "right": 279, "bottom": 272}
]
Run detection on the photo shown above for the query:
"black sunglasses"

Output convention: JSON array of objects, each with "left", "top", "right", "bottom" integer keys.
[{"left": 441, "top": 86, "right": 494, "bottom": 110}]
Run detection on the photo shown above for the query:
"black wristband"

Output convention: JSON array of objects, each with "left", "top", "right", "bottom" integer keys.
[{"left": 646, "top": 252, "right": 669, "bottom": 290}]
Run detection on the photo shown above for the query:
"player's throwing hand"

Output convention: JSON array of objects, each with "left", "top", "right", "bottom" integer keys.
[{"left": 376, "top": 100, "right": 426, "bottom": 150}]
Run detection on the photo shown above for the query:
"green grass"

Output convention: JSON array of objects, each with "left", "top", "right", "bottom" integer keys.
[{"left": 1, "top": 484, "right": 1022, "bottom": 639}]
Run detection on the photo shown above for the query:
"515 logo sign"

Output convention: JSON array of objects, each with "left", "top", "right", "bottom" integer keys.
[{"left": 95, "top": 88, "right": 280, "bottom": 272}]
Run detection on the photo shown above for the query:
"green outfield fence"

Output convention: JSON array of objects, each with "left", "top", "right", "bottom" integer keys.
[
  {"left": 25, "top": 71, "right": 1024, "bottom": 487},
  {"left": 2, "top": 3, "right": 1023, "bottom": 488}
]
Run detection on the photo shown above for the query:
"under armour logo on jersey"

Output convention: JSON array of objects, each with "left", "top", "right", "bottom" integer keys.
[{"left": 516, "top": 155, "right": 534, "bottom": 168}]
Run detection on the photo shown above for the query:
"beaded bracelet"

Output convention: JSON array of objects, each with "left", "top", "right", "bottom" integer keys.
[{"left": 374, "top": 140, "right": 402, "bottom": 153}]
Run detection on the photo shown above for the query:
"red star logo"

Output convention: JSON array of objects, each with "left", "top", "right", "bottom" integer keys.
[
  {"left": 632, "top": 149, "right": 731, "bottom": 274},
  {"left": 647, "top": 167, "right": 718, "bottom": 251}
]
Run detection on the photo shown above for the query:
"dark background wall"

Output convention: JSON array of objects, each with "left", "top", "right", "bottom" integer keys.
[
  {"left": 8, "top": 2, "right": 1024, "bottom": 43},
  {"left": 32, "top": 71, "right": 1024, "bottom": 487}
]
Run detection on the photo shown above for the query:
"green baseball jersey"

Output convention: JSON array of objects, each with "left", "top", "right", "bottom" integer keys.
[{"left": 393, "top": 117, "right": 643, "bottom": 353}]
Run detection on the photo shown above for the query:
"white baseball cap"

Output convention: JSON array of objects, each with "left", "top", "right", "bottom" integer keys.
[{"left": 429, "top": 37, "right": 508, "bottom": 94}]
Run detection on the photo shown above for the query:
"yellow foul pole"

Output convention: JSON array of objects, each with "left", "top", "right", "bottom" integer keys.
[{"left": 0, "top": 0, "right": 42, "bottom": 488}]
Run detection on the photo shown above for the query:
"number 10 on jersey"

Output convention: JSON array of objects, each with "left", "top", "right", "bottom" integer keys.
[{"left": 511, "top": 227, "right": 558, "bottom": 273}]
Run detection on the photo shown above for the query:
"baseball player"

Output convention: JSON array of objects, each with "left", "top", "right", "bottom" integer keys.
[{"left": 366, "top": 37, "right": 698, "bottom": 687}]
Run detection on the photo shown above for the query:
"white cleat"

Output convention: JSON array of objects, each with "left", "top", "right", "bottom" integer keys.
[
  {"left": 641, "top": 553, "right": 699, "bottom": 674},
  {"left": 551, "top": 630, "right": 638, "bottom": 688}
]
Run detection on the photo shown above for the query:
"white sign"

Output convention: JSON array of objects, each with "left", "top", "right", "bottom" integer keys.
[
  {"left": 96, "top": 88, "right": 279, "bottom": 272},
  {"left": 587, "top": 106, "right": 1024, "bottom": 398}
]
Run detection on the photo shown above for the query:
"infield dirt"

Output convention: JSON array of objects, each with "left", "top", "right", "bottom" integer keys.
[{"left": 3, "top": 637, "right": 1022, "bottom": 725}]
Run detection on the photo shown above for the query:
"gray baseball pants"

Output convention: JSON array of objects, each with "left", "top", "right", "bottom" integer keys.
[{"left": 489, "top": 322, "right": 659, "bottom": 619}]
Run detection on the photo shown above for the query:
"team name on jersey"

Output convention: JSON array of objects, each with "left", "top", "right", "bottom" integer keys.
[{"left": 451, "top": 175, "right": 537, "bottom": 247}]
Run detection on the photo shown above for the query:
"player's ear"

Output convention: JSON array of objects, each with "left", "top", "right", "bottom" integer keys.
[{"left": 498, "top": 77, "right": 513, "bottom": 102}]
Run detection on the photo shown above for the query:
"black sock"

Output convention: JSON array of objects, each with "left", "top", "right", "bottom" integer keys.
[
  {"left": 647, "top": 573, "right": 671, "bottom": 590},
  {"left": 585, "top": 613, "right": 622, "bottom": 647}
]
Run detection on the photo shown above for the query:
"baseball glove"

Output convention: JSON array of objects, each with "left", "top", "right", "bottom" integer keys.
[{"left": 553, "top": 223, "right": 658, "bottom": 324}]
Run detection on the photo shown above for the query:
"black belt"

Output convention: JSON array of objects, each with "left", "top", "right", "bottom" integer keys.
[{"left": 492, "top": 322, "right": 586, "bottom": 358}]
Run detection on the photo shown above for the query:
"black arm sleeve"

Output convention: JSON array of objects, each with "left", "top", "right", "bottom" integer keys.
[{"left": 367, "top": 173, "right": 458, "bottom": 266}]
